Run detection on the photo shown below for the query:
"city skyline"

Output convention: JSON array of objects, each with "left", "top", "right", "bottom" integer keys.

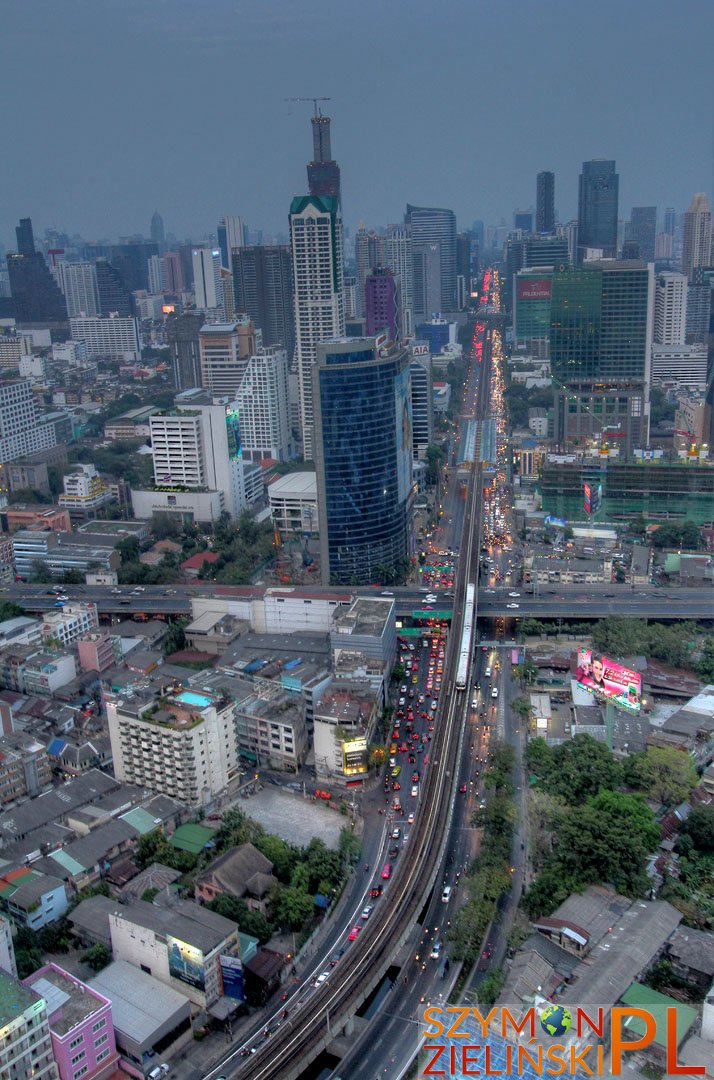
[{"left": 1, "top": 0, "right": 713, "bottom": 248}]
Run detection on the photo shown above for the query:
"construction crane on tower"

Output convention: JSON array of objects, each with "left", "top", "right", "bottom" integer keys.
[{"left": 285, "top": 97, "right": 331, "bottom": 117}]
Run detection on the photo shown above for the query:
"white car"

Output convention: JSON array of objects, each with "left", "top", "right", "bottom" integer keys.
[
  {"left": 430, "top": 941, "right": 442, "bottom": 959},
  {"left": 411, "top": 785, "right": 419, "bottom": 797},
  {"left": 361, "top": 905, "right": 374, "bottom": 921},
  {"left": 314, "top": 971, "right": 330, "bottom": 987},
  {"left": 507, "top": 603, "right": 519, "bottom": 609},
  {"left": 508, "top": 592, "right": 520, "bottom": 598}
]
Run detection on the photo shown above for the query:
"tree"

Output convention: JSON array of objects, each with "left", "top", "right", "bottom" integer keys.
[
  {"left": 61, "top": 569, "right": 84, "bottom": 585},
  {"left": 272, "top": 885, "right": 314, "bottom": 931},
  {"left": 0, "top": 601, "right": 23, "bottom": 621},
  {"left": 254, "top": 834, "right": 298, "bottom": 883},
  {"left": 207, "top": 895, "right": 273, "bottom": 943},
  {"left": 151, "top": 512, "right": 181, "bottom": 541},
  {"left": 680, "top": 804, "right": 714, "bottom": 854},
  {"left": 163, "top": 619, "right": 187, "bottom": 655},
  {"left": 624, "top": 746, "right": 698, "bottom": 807},
  {"left": 30, "top": 559, "right": 53, "bottom": 584},
  {"left": 425, "top": 444, "right": 445, "bottom": 485},
  {"left": 529, "top": 734, "right": 624, "bottom": 805},
  {"left": 116, "top": 536, "right": 140, "bottom": 564},
  {"left": 650, "top": 521, "right": 700, "bottom": 551},
  {"left": 338, "top": 827, "right": 361, "bottom": 868},
  {"left": 511, "top": 696, "right": 534, "bottom": 722},
  {"left": 85, "top": 943, "right": 111, "bottom": 972},
  {"left": 696, "top": 638, "right": 714, "bottom": 683},
  {"left": 15, "top": 947, "right": 43, "bottom": 979},
  {"left": 136, "top": 827, "right": 172, "bottom": 869}
]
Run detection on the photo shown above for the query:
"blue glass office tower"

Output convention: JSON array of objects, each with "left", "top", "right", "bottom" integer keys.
[
  {"left": 314, "top": 336, "right": 414, "bottom": 585},
  {"left": 577, "top": 160, "right": 619, "bottom": 259}
]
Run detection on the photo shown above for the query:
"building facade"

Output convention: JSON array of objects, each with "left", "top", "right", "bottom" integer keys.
[
  {"left": 289, "top": 195, "right": 345, "bottom": 460},
  {"left": 654, "top": 271, "right": 687, "bottom": 345},
  {"left": 69, "top": 315, "right": 140, "bottom": 361},
  {"left": 232, "top": 245, "right": 294, "bottom": 360},
  {"left": 682, "top": 193, "right": 712, "bottom": 280},
  {"left": 577, "top": 160, "right": 619, "bottom": 258},
  {"left": 198, "top": 319, "right": 257, "bottom": 398},
  {"left": 314, "top": 336, "right": 413, "bottom": 585},
  {"left": 536, "top": 171, "right": 555, "bottom": 234},
  {"left": 406, "top": 204, "right": 457, "bottom": 312},
  {"left": 365, "top": 267, "right": 401, "bottom": 342},
  {"left": 235, "top": 347, "right": 291, "bottom": 462}
]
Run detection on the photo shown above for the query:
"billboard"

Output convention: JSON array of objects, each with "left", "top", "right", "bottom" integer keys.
[
  {"left": 583, "top": 482, "right": 602, "bottom": 515},
  {"left": 516, "top": 277, "right": 552, "bottom": 301},
  {"left": 394, "top": 366, "right": 413, "bottom": 504},
  {"left": 576, "top": 648, "right": 642, "bottom": 713},
  {"left": 167, "top": 936, "right": 206, "bottom": 991},
  {"left": 219, "top": 954, "right": 244, "bottom": 1001},
  {"left": 343, "top": 737, "right": 368, "bottom": 774}
]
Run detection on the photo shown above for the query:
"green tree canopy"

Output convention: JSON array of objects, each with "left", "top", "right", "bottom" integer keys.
[
  {"left": 526, "top": 734, "right": 624, "bottom": 805},
  {"left": 271, "top": 885, "right": 314, "bottom": 931},
  {"left": 624, "top": 746, "right": 698, "bottom": 808},
  {"left": 680, "top": 804, "right": 714, "bottom": 855}
]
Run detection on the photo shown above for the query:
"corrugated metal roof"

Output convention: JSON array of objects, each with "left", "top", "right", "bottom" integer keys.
[{"left": 120, "top": 806, "right": 161, "bottom": 836}]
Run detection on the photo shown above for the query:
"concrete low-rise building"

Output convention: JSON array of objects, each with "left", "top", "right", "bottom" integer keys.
[
  {"left": 77, "top": 630, "right": 123, "bottom": 674},
  {"left": 0, "top": 867, "right": 68, "bottom": 929},
  {"left": 89, "top": 960, "right": 192, "bottom": 1076},
  {"left": 41, "top": 603, "right": 99, "bottom": 648},
  {"left": 0, "top": 616, "right": 42, "bottom": 649},
  {"left": 330, "top": 596, "right": 397, "bottom": 685},
  {"left": 108, "top": 898, "right": 240, "bottom": 1010},
  {"left": 268, "top": 472, "right": 319, "bottom": 540},
  {"left": 0, "top": 731, "right": 52, "bottom": 804},
  {"left": 313, "top": 679, "right": 379, "bottom": 781}
]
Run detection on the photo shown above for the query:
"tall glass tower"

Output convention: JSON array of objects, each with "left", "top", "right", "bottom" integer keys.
[
  {"left": 405, "top": 204, "right": 457, "bottom": 312},
  {"left": 314, "top": 336, "right": 413, "bottom": 585},
  {"left": 577, "top": 160, "right": 619, "bottom": 258}
]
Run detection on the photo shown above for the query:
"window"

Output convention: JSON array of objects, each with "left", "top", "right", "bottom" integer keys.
[
  {"left": 71, "top": 1049, "right": 86, "bottom": 1065},
  {"left": 69, "top": 1035, "right": 84, "bottom": 1050},
  {"left": 74, "top": 1067, "right": 89, "bottom": 1079},
  {"left": 96, "top": 1048, "right": 110, "bottom": 1063},
  {"left": 94, "top": 1033, "right": 108, "bottom": 1049},
  {"left": 91, "top": 1019, "right": 106, "bottom": 1034}
]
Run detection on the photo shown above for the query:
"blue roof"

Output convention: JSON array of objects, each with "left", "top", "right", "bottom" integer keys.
[{"left": 47, "top": 738, "right": 66, "bottom": 757}]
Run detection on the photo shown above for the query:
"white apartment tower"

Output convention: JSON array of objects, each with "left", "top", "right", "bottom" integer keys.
[
  {"left": 0, "top": 379, "right": 56, "bottom": 464},
  {"left": 147, "top": 254, "right": 164, "bottom": 295},
  {"left": 199, "top": 319, "right": 257, "bottom": 397},
  {"left": 653, "top": 271, "right": 687, "bottom": 345},
  {"left": 289, "top": 194, "right": 345, "bottom": 459},
  {"left": 385, "top": 223, "right": 414, "bottom": 336},
  {"left": 58, "top": 262, "right": 100, "bottom": 317},
  {"left": 69, "top": 315, "right": 141, "bottom": 361},
  {"left": 107, "top": 688, "right": 239, "bottom": 806},
  {"left": 236, "top": 346, "right": 292, "bottom": 462},
  {"left": 148, "top": 389, "right": 246, "bottom": 517},
  {"left": 192, "top": 247, "right": 223, "bottom": 312}
]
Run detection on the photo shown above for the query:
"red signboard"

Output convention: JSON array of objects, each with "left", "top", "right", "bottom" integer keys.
[{"left": 516, "top": 278, "right": 552, "bottom": 301}]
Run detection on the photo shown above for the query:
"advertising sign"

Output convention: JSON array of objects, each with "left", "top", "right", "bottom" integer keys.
[
  {"left": 167, "top": 936, "right": 206, "bottom": 991},
  {"left": 219, "top": 954, "right": 244, "bottom": 1001},
  {"left": 411, "top": 343, "right": 429, "bottom": 356},
  {"left": 343, "top": 738, "right": 368, "bottom": 773},
  {"left": 516, "top": 277, "right": 552, "bottom": 301},
  {"left": 576, "top": 648, "right": 641, "bottom": 712},
  {"left": 394, "top": 367, "right": 413, "bottom": 504},
  {"left": 225, "top": 405, "right": 242, "bottom": 460},
  {"left": 583, "top": 482, "right": 602, "bottom": 515}
]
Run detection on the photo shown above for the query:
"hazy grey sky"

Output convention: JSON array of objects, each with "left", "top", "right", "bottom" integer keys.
[{"left": 2, "top": 0, "right": 713, "bottom": 246}]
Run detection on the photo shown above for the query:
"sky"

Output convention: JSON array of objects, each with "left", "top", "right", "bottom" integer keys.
[{"left": 1, "top": 0, "right": 713, "bottom": 247}]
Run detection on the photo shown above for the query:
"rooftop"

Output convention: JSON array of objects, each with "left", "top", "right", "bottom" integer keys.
[
  {"left": 268, "top": 472, "right": 318, "bottom": 497},
  {"left": 333, "top": 596, "right": 394, "bottom": 639},
  {"left": 89, "top": 960, "right": 189, "bottom": 1042},
  {"left": 0, "top": 969, "right": 43, "bottom": 1028},
  {"left": 113, "top": 897, "right": 236, "bottom": 953},
  {"left": 26, "top": 964, "right": 107, "bottom": 1036},
  {"left": 620, "top": 982, "right": 697, "bottom": 1048}
]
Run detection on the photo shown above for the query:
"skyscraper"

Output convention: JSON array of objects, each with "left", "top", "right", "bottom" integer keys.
[
  {"left": 147, "top": 254, "right": 163, "bottom": 295},
  {"left": 405, "top": 204, "right": 457, "bottom": 312},
  {"left": 166, "top": 310, "right": 204, "bottom": 389},
  {"left": 289, "top": 194, "right": 345, "bottom": 459},
  {"left": 307, "top": 113, "right": 341, "bottom": 204},
  {"left": 192, "top": 248, "right": 223, "bottom": 312},
  {"left": 6, "top": 218, "right": 68, "bottom": 324},
  {"left": 355, "top": 228, "right": 386, "bottom": 317},
  {"left": 682, "top": 194, "right": 712, "bottom": 280},
  {"left": 577, "top": 160, "right": 619, "bottom": 258},
  {"left": 162, "top": 252, "right": 184, "bottom": 296},
  {"left": 536, "top": 172, "right": 555, "bottom": 233},
  {"left": 550, "top": 260, "right": 653, "bottom": 453},
  {"left": 653, "top": 272, "right": 687, "bottom": 345},
  {"left": 95, "top": 258, "right": 132, "bottom": 316},
  {"left": 314, "top": 336, "right": 413, "bottom": 585},
  {"left": 456, "top": 233, "right": 471, "bottom": 309},
  {"left": 150, "top": 210, "right": 165, "bottom": 247},
  {"left": 199, "top": 319, "right": 257, "bottom": 397},
  {"left": 513, "top": 209, "right": 534, "bottom": 232},
  {"left": 624, "top": 207, "right": 656, "bottom": 262},
  {"left": 664, "top": 208, "right": 676, "bottom": 237},
  {"left": 235, "top": 346, "right": 292, "bottom": 462},
  {"left": 58, "top": 262, "right": 100, "bottom": 317},
  {"left": 232, "top": 245, "right": 294, "bottom": 358},
  {"left": 385, "top": 224, "right": 414, "bottom": 336},
  {"left": 217, "top": 215, "right": 245, "bottom": 269},
  {"left": 365, "top": 267, "right": 402, "bottom": 341}
]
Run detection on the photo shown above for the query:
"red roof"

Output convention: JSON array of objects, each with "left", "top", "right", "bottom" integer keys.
[{"left": 181, "top": 552, "right": 220, "bottom": 571}]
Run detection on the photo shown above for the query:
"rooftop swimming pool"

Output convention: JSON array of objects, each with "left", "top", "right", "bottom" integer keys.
[{"left": 175, "top": 690, "right": 212, "bottom": 709}]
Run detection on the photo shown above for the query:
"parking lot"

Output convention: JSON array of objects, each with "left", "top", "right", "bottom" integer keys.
[{"left": 230, "top": 786, "right": 345, "bottom": 849}]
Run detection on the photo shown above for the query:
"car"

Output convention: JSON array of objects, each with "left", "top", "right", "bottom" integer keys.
[
  {"left": 388, "top": 845, "right": 399, "bottom": 859},
  {"left": 391, "top": 827, "right": 401, "bottom": 839},
  {"left": 411, "top": 771, "right": 420, "bottom": 783},
  {"left": 411, "top": 785, "right": 418, "bottom": 797},
  {"left": 392, "top": 781, "right": 400, "bottom": 791},
  {"left": 314, "top": 970, "right": 330, "bottom": 987},
  {"left": 459, "top": 783, "right": 467, "bottom": 794},
  {"left": 134, "top": 586, "right": 146, "bottom": 592},
  {"left": 391, "top": 766, "right": 401, "bottom": 778},
  {"left": 361, "top": 905, "right": 374, "bottom": 920},
  {"left": 430, "top": 942, "right": 442, "bottom": 960},
  {"left": 53, "top": 601, "right": 65, "bottom": 607},
  {"left": 381, "top": 863, "right": 393, "bottom": 880},
  {"left": 491, "top": 688, "right": 499, "bottom": 699},
  {"left": 348, "top": 924, "right": 362, "bottom": 941},
  {"left": 111, "top": 588, "right": 121, "bottom": 595},
  {"left": 398, "top": 697, "right": 405, "bottom": 706},
  {"left": 431, "top": 701, "right": 437, "bottom": 711},
  {"left": 369, "top": 884, "right": 383, "bottom": 898},
  {"left": 408, "top": 811, "right": 415, "bottom": 824},
  {"left": 329, "top": 948, "right": 345, "bottom": 966},
  {"left": 508, "top": 591, "right": 520, "bottom": 598},
  {"left": 147, "top": 1067, "right": 170, "bottom": 1080},
  {"left": 507, "top": 603, "right": 519, "bottom": 609}
]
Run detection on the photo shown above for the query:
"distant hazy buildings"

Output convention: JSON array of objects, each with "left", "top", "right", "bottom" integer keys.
[
  {"left": 536, "top": 171, "right": 555, "bottom": 233},
  {"left": 682, "top": 193, "right": 712, "bottom": 280},
  {"left": 406, "top": 204, "right": 457, "bottom": 314},
  {"left": 95, "top": 258, "right": 132, "bottom": 317},
  {"left": 6, "top": 218, "right": 68, "bottom": 324},
  {"left": 624, "top": 206, "right": 656, "bottom": 263},
  {"left": 314, "top": 336, "right": 413, "bottom": 585},
  {"left": 150, "top": 210, "right": 165, "bottom": 247},
  {"left": 162, "top": 251, "right": 184, "bottom": 295},
  {"left": 577, "top": 160, "right": 619, "bottom": 259},
  {"left": 289, "top": 194, "right": 345, "bottom": 460},
  {"left": 58, "top": 262, "right": 99, "bottom": 317},
  {"left": 217, "top": 215, "right": 245, "bottom": 268},
  {"left": 192, "top": 247, "right": 223, "bottom": 313},
  {"left": 550, "top": 261, "right": 653, "bottom": 453}
]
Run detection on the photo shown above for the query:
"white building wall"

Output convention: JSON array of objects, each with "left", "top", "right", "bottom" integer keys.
[
  {"left": 263, "top": 590, "right": 350, "bottom": 634},
  {"left": 69, "top": 316, "right": 140, "bottom": 361}
]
